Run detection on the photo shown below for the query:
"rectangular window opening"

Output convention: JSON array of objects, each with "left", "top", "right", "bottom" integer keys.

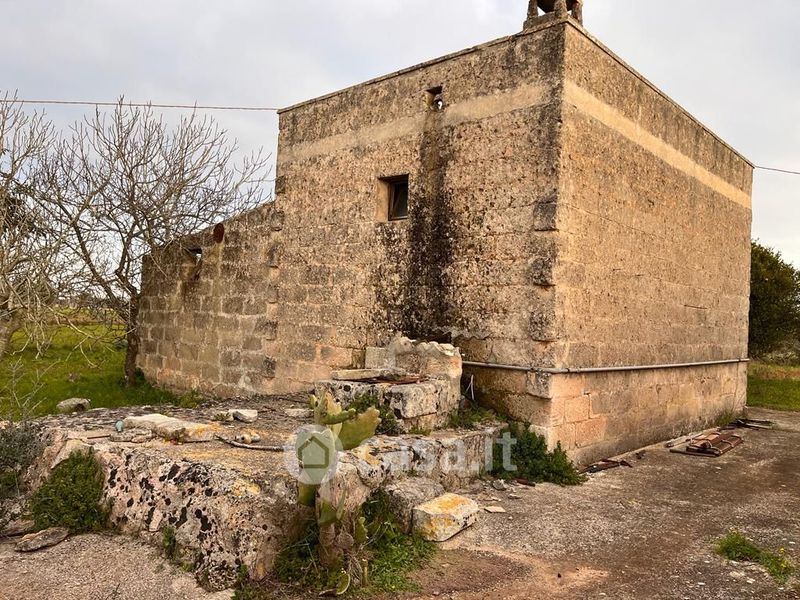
[{"left": 382, "top": 175, "right": 409, "bottom": 221}]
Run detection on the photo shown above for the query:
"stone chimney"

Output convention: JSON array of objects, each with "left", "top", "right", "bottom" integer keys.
[{"left": 524, "top": 0, "right": 583, "bottom": 29}]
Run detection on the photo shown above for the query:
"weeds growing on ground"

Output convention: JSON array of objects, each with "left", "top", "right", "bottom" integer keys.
[
  {"left": 264, "top": 490, "right": 435, "bottom": 598},
  {"left": 162, "top": 526, "right": 178, "bottom": 561},
  {"left": 716, "top": 530, "right": 795, "bottom": 583},
  {"left": 447, "top": 400, "right": 496, "bottom": 430},
  {"left": 29, "top": 450, "right": 109, "bottom": 533},
  {"left": 0, "top": 326, "right": 178, "bottom": 417},
  {"left": 493, "top": 423, "right": 586, "bottom": 486},
  {"left": 359, "top": 490, "right": 436, "bottom": 594}
]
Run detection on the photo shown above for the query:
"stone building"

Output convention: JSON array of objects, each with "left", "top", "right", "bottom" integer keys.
[{"left": 138, "top": 1, "right": 752, "bottom": 464}]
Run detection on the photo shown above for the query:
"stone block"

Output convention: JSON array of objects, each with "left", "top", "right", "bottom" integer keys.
[
  {"left": 364, "top": 347, "right": 389, "bottom": 369},
  {"left": 526, "top": 371, "right": 553, "bottom": 399},
  {"left": 563, "top": 395, "right": 590, "bottom": 424},
  {"left": 56, "top": 398, "right": 91, "bottom": 414},
  {"left": 315, "top": 380, "right": 390, "bottom": 406},
  {"left": 122, "top": 414, "right": 221, "bottom": 443},
  {"left": 532, "top": 199, "right": 558, "bottom": 231},
  {"left": 318, "top": 345, "right": 355, "bottom": 368},
  {"left": 386, "top": 383, "right": 440, "bottom": 419},
  {"left": 575, "top": 417, "right": 608, "bottom": 449},
  {"left": 385, "top": 478, "right": 446, "bottom": 533},
  {"left": 330, "top": 368, "right": 403, "bottom": 382},
  {"left": 412, "top": 493, "right": 480, "bottom": 542},
  {"left": 231, "top": 409, "right": 259, "bottom": 423}
]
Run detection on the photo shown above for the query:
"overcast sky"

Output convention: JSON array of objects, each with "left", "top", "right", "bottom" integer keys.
[{"left": 2, "top": 0, "right": 798, "bottom": 266}]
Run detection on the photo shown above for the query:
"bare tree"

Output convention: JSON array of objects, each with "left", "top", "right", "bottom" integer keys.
[
  {"left": 0, "top": 93, "right": 69, "bottom": 357},
  {"left": 47, "top": 101, "right": 270, "bottom": 385}
]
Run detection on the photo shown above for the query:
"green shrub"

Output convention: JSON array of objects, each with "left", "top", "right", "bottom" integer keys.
[
  {"left": 348, "top": 393, "right": 401, "bottom": 436},
  {"left": 162, "top": 526, "right": 178, "bottom": 561},
  {"left": 360, "top": 490, "right": 436, "bottom": 594},
  {"left": 30, "top": 450, "right": 109, "bottom": 533},
  {"left": 0, "top": 422, "right": 41, "bottom": 501},
  {"left": 447, "top": 401, "right": 496, "bottom": 429},
  {"left": 492, "top": 423, "right": 585, "bottom": 486},
  {"left": 272, "top": 490, "right": 435, "bottom": 596},
  {"left": 716, "top": 530, "right": 795, "bottom": 583},
  {"left": 272, "top": 518, "right": 329, "bottom": 591}
]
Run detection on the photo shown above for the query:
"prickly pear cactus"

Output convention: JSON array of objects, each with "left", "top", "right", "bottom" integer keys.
[
  {"left": 296, "top": 393, "right": 383, "bottom": 575},
  {"left": 296, "top": 393, "right": 381, "bottom": 508},
  {"left": 338, "top": 407, "right": 381, "bottom": 451},
  {"left": 308, "top": 392, "right": 380, "bottom": 449}
]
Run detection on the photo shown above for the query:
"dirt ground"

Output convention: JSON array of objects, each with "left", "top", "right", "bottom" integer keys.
[
  {"left": 2, "top": 407, "right": 799, "bottom": 600},
  {"left": 0, "top": 533, "right": 231, "bottom": 600},
  {"left": 407, "top": 407, "right": 800, "bottom": 600}
]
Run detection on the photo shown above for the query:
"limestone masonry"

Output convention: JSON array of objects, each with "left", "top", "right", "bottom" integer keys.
[{"left": 138, "top": 8, "right": 752, "bottom": 464}]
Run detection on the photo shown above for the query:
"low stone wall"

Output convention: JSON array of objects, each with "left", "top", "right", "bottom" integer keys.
[{"left": 27, "top": 401, "right": 498, "bottom": 589}]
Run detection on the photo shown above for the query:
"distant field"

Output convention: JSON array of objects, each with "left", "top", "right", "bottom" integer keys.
[
  {"left": 748, "top": 361, "right": 800, "bottom": 412},
  {"left": 0, "top": 325, "right": 178, "bottom": 419}
]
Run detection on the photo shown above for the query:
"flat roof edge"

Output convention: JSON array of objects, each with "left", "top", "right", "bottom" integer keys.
[
  {"left": 278, "top": 16, "right": 752, "bottom": 169},
  {"left": 278, "top": 15, "right": 566, "bottom": 114},
  {"left": 563, "top": 20, "right": 753, "bottom": 168}
]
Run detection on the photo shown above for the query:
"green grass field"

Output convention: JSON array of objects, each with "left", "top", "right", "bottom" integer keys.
[
  {"left": 0, "top": 326, "right": 178, "bottom": 419},
  {"left": 747, "top": 361, "right": 800, "bottom": 412}
]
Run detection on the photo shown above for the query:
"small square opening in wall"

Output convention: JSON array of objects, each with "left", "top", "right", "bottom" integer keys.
[
  {"left": 186, "top": 247, "right": 203, "bottom": 263},
  {"left": 425, "top": 86, "right": 445, "bottom": 111},
  {"left": 379, "top": 175, "right": 409, "bottom": 221}
]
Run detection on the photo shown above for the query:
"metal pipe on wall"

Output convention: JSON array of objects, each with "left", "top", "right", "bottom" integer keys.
[{"left": 462, "top": 358, "right": 750, "bottom": 375}]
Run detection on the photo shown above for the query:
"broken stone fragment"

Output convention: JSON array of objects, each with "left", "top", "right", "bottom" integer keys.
[
  {"left": 484, "top": 506, "right": 507, "bottom": 514},
  {"left": 15, "top": 527, "right": 69, "bottom": 552},
  {"left": 56, "top": 398, "right": 91, "bottom": 414},
  {"left": 109, "top": 428, "right": 155, "bottom": 444},
  {"left": 412, "top": 493, "right": 480, "bottom": 542},
  {"left": 122, "top": 414, "right": 220, "bottom": 443},
  {"left": 491, "top": 479, "right": 508, "bottom": 491},
  {"left": 230, "top": 409, "right": 258, "bottom": 423},
  {"left": 0, "top": 519, "right": 34, "bottom": 538},
  {"left": 385, "top": 478, "right": 445, "bottom": 533}
]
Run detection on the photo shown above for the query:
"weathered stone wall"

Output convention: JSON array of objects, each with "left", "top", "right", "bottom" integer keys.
[
  {"left": 271, "top": 19, "right": 568, "bottom": 397},
  {"left": 138, "top": 205, "right": 284, "bottom": 397},
  {"left": 538, "top": 23, "right": 753, "bottom": 462},
  {"left": 547, "top": 363, "right": 748, "bottom": 465}
]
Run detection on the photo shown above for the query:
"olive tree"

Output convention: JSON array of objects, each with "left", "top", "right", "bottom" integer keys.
[{"left": 47, "top": 101, "right": 270, "bottom": 385}]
